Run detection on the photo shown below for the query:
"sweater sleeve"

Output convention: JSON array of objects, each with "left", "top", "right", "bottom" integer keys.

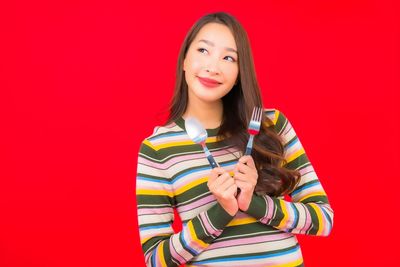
[
  {"left": 245, "top": 110, "right": 334, "bottom": 236},
  {"left": 136, "top": 139, "right": 234, "bottom": 266}
]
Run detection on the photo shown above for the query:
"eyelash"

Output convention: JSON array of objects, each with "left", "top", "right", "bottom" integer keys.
[{"left": 197, "top": 48, "right": 236, "bottom": 62}]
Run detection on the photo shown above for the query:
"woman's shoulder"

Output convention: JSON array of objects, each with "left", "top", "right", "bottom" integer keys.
[
  {"left": 139, "top": 120, "right": 187, "bottom": 152},
  {"left": 263, "top": 107, "right": 284, "bottom": 126}
]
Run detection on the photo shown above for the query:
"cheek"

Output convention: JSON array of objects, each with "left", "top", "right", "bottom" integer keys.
[
  {"left": 186, "top": 55, "right": 203, "bottom": 74},
  {"left": 226, "top": 67, "right": 239, "bottom": 83},
  {"left": 189, "top": 57, "right": 202, "bottom": 73}
]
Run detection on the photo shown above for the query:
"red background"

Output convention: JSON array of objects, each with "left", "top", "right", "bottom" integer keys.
[{"left": 1, "top": 1, "right": 399, "bottom": 266}]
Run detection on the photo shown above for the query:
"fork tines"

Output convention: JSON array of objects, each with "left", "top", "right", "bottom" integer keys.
[
  {"left": 248, "top": 107, "right": 262, "bottom": 135},
  {"left": 244, "top": 106, "right": 263, "bottom": 156}
]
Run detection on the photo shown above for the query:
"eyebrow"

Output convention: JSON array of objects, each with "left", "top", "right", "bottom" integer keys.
[{"left": 198, "top": 39, "right": 238, "bottom": 54}]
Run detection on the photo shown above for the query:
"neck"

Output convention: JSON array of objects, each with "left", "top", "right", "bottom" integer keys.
[{"left": 183, "top": 99, "right": 223, "bottom": 130}]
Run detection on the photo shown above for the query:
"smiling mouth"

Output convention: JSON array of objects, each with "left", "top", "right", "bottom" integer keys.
[{"left": 197, "top": 76, "right": 222, "bottom": 88}]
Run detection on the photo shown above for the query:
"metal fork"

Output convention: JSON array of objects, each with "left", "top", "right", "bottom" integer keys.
[{"left": 244, "top": 106, "right": 263, "bottom": 155}]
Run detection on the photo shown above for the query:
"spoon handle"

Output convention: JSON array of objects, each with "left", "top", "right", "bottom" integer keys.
[
  {"left": 207, "top": 154, "right": 219, "bottom": 169},
  {"left": 202, "top": 144, "right": 219, "bottom": 168}
]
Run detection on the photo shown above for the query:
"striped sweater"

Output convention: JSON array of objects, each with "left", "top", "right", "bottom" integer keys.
[{"left": 136, "top": 108, "right": 334, "bottom": 267}]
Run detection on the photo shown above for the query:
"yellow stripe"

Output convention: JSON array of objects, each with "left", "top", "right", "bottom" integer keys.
[
  {"left": 227, "top": 217, "right": 257, "bottom": 227},
  {"left": 205, "top": 136, "right": 219, "bottom": 143},
  {"left": 188, "top": 253, "right": 302, "bottom": 267},
  {"left": 149, "top": 136, "right": 219, "bottom": 151},
  {"left": 298, "top": 192, "right": 326, "bottom": 202},
  {"left": 274, "top": 257, "right": 303, "bottom": 267},
  {"left": 175, "top": 177, "right": 208, "bottom": 196},
  {"left": 273, "top": 109, "right": 280, "bottom": 125},
  {"left": 137, "top": 189, "right": 174, "bottom": 198},
  {"left": 143, "top": 139, "right": 157, "bottom": 150},
  {"left": 309, "top": 203, "right": 324, "bottom": 235},
  {"left": 153, "top": 140, "right": 195, "bottom": 150},
  {"left": 277, "top": 200, "right": 290, "bottom": 229},
  {"left": 286, "top": 148, "right": 305, "bottom": 163},
  {"left": 188, "top": 221, "right": 208, "bottom": 249},
  {"left": 158, "top": 241, "right": 167, "bottom": 267},
  {"left": 141, "top": 237, "right": 151, "bottom": 245}
]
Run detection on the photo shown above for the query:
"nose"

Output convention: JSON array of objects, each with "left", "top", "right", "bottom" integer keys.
[{"left": 204, "top": 57, "right": 220, "bottom": 75}]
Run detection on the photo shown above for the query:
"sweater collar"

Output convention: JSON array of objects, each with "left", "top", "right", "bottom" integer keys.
[{"left": 175, "top": 116, "right": 220, "bottom": 137}]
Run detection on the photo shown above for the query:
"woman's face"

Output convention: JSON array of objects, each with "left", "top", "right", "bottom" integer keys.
[{"left": 183, "top": 23, "right": 239, "bottom": 104}]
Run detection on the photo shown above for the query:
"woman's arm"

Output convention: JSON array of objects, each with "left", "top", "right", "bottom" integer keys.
[
  {"left": 136, "top": 140, "right": 234, "bottom": 266},
  {"left": 244, "top": 110, "right": 334, "bottom": 236}
]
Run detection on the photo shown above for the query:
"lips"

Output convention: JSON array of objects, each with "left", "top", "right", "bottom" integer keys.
[{"left": 197, "top": 76, "right": 222, "bottom": 88}]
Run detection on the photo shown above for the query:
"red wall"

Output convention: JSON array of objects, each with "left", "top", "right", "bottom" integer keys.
[{"left": 1, "top": 1, "right": 399, "bottom": 266}]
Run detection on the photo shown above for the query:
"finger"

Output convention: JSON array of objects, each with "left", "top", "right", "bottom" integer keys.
[
  {"left": 233, "top": 172, "right": 257, "bottom": 187},
  {"left": 209, "top": 167, "right": 227, "bottom": 183},
  {"left": 212, "top": 167, "right": 227, "bottom": 176},
  {"left": 211, "top": 172, "right": 229, "bottom": 188},
  {"left": 232, "top": 171, "right": 248, "bottom": 182},
  {"left": 236, "top": 161, "right": 253, "bottom": 174},
  {"left": 211, "top": 172, "right": 232, "bottom": 189},
  {"left": 219, "top": 178, "right": 235, "bottom": 191},
  {"left": 234, "top": 179, "right": 246, "bottom": 190},
  {"left": 235, "top": 180, "right": 253, "bottom": 192},
  {"left": 239, "top": 155, "right": 256, "bottom": 168},
  {"left": 225, "top": 183, "right": 238, "bottom": 196}
]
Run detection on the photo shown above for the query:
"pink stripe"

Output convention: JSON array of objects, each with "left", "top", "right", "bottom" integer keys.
[
  {"left": 174, "top": 172, "right": 208, "bottom": 188},
  {"left": 301, "top": 204, "right": 312, "bottom": 234},
  {"left": 297, "top": 189, "right": 326, "bottom": 202},
  {"left": 286, "top": 142, "right": 300, "bottom": 157},
  {"left": 182, "top": 226, "right": 202, "bottom": 253},
  {"left": 262, "top": 195, "right": 274, "bottom": 224},
  {"left": 245, "top": 247, "right": 302, "bottom": 267},
  {"left": 235, "top": 211, "right": 252, "bottom": 219},
  {"left": 174, "top": 163, "right": 234, "bottom": 189},
  {"left": 207, "top": 232, "right": 292, "bottom": 249},
  {"left": 177, "top": 195, "right": 215, "bottom": 213},
  {"left": 163, "top": 122, "right": 176, "bottom": 129},
  {"left": 151, "top": 135, "right": 189, "bottom": 145},
  {"left": 139, "top": 207, "right": 173, "bottom": 215},
  {"left": 199, "top": 211, "right": 221, "bottom": 235},
  {"left": 282, "top": 123, "right": 292, "bottom": 136},
  {"left": 169, "top": 238, "right": 186, "bottom": 264},
  {"left": 299, "top": 165, "right": 314, "bottom": 175},
  {"left": 137, "top": 183, "right": 173, "bottom": 193},
  {"left": 318, "top": 204, "right": 331, "bottom": 236},
  {"left": 139, "top": 149, "right": 240, "bottom": 169}
]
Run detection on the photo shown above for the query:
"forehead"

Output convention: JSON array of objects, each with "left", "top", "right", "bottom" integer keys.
[{"left": 193, "top": 22, "right": 237, "bottom": 49}]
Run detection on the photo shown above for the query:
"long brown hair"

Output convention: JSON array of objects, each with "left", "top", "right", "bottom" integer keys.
[{"left": 166, "top": 12, "right": 300, "bottom": 197}]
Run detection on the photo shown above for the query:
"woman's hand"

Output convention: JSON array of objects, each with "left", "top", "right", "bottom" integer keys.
[
  {"left": 207, "top": 167, "right": 239, "bottom": 216},
  {"left": 233, "top": 156, "right": 258, "bottom": 212}
]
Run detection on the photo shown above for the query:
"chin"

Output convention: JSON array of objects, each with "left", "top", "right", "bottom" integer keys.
[{"left": 190, "top": 84, "right": 232, "bottom": 102}]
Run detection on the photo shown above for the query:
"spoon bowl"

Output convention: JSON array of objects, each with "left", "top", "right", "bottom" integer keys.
[{"left": 185, "top": 117, "right": 219, "bottom": 169}]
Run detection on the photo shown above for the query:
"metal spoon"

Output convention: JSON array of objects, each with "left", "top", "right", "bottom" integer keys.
[{"left": 185, "top": 117, "right": 219, "bottom": 169}]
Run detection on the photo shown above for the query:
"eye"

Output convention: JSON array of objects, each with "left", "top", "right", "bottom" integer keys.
[
  {"left": 224, "top": 56, "right": 236, "bottom": 62},
  {"left": 197, "top": 48, "right": 208, "bottom": 54}
]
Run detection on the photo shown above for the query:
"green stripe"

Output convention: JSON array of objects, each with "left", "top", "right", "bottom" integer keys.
[
  {"left": 269, "top": 198, "right": 285, "bottom": 226},
  {"left": 285, "top": 153, "right": 310, "bottom": 170},
  {"left": 305, "top": 205, "right": 319, "bottom": 235},
  {"left": 137, "top": 195, "right": 175, "bottom": 206},
  {"left": 275, "top": 111, "right": 289, "bottom": 135},
  {"left": 218, "top": 223, "right": 279, "bottom": 239}
]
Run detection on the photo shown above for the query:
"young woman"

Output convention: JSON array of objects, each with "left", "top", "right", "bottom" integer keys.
[{"left": 136, "top": 12, "right": 333, "bottom": 267}]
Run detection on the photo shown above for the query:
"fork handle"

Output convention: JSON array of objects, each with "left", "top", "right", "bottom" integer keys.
[{"left": 245, "top": 135, "right": 255, "bottom": 155}]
